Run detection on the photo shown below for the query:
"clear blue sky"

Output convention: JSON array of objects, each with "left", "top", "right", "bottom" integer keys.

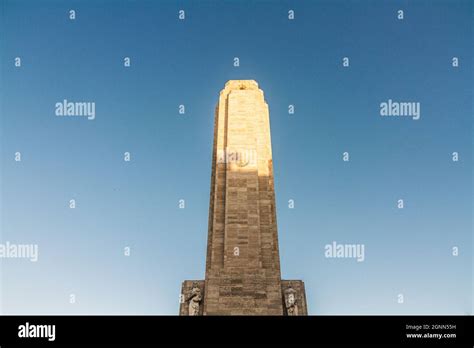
[{"left": 0, "top": 0, "right": 472, "bottom": 314}]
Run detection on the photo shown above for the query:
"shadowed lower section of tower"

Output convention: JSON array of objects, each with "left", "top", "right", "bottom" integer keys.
[{"left": 180, "top": 80, "right": 307, "bottom": 315}]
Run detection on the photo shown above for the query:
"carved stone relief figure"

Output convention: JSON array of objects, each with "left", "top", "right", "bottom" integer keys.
[
  {"left": 187, "top": 283, "right": 202, "bottom": 316},
  {"left": 284, "top": 284, "right": 298, "bottom": 316}
]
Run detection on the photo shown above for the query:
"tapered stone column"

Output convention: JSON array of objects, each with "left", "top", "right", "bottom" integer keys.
[{"left": 180, "top": 80, "right": 307, "bottom": 315}]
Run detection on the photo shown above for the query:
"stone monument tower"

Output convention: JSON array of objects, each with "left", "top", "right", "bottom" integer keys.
[{"left": 180, "top": 80, "right": 307, "bottom": 315}]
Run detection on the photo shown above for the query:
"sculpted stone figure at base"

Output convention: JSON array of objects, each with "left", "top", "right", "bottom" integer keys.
[
  {"left": 284, "top": 284, "right": 298, "bottom": 316},
  {"left": 187, "top": 283, "right": 202, "bottom": 316}
]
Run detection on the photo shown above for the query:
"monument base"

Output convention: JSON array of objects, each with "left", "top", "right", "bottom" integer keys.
[{"left": 179, "top": 279, "right": 307, "bottom": 316}]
